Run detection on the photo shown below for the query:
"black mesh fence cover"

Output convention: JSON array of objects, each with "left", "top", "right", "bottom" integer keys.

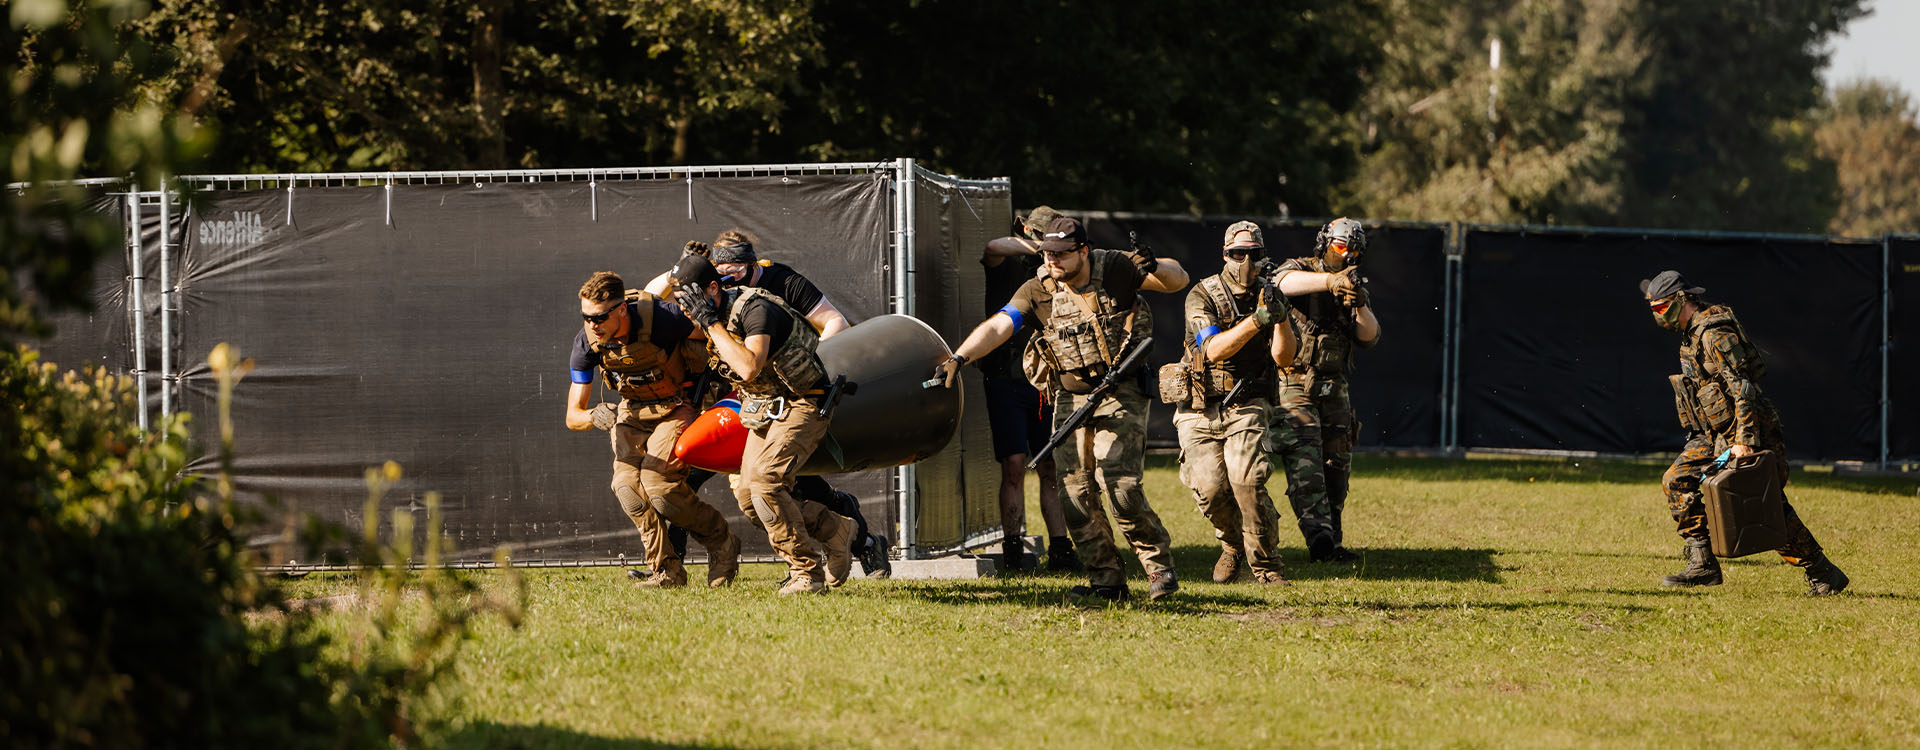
[
  {"left": 1076, "top": 215, "right": 1449, "bottom": 449},
  {"left": 1890, "top": 237, "right": 1920, "bottom": 462},
  {"left": 1459, "top": 230, "right": 1881, "bottom": 461},
  {"left": 170, "top": 177, "right": 894, "bottom": 563}
]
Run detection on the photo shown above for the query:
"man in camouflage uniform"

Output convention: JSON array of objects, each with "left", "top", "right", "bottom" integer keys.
[
  {"left": 670, "top": 252, "right": 854, "bottom": 596},
  {"left": 1169, "top": 221, "right": 1293, "bottom": 585},
  {"left": 1642, "top": 270, "right": 1849, "bottom": 595},
  {"left": 1267, "top": 217, "right": 1379, "bottom": 562},
  {"left": 564, "top": 271, "right": 741, "bottom": 589},
  {"left": 933, "top": 217, "right": 1190, "bottom": 601}
]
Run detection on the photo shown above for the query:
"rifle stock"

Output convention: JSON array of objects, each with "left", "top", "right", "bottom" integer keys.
[{"left": 1026, "top": 337, "right": 1155, "bottom": 470}]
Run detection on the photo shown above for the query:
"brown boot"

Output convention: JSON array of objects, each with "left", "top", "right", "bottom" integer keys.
[
  {"left": 1212, "top": 546, "right": 1245, "bottom": 584},
  {"left": 706, "top": 531, "right": 741, "bottom": 588},
  {"left": 820, "top": 513, "right": 855, "bottom": 587},
  {"left": 1252, "top": 570, "right": 1290, "bottom": 585}
]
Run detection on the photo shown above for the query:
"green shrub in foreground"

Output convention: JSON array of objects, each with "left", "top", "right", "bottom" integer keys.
[{"left": 1, "top": 345, "right": 523, "bottom": 748}]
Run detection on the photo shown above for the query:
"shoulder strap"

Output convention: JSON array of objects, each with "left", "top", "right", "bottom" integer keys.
[{"left": 626, "top": 289, "right": 654, "bottom": 343}]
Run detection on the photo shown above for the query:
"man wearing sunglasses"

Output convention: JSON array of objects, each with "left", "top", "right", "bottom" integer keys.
[
  {"left": 1168, "top": 221, "right": 1295, "bottom": 586},
  {"left": 1264, "top": 217, "right": 1379, "bottom": 564},
  {"left": 933, "top": 216, "right": 1189, "bottom": 602},
  {"left": 565, "top": 270, "right": 741, "bottom": 589},
  {"left": 1640, "top": 270, "right": 1848, "bottom": 595}
]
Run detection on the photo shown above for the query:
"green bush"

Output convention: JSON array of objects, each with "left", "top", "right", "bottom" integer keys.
[{"left": 1, "top": 345, "right": 522, "bottom": 748}]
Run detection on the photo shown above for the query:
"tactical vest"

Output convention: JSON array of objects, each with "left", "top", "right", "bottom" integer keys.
[
  {"left": 1186, "top": 276, "right": 1271, "bottom": 397},
  {"left": 1672, "top": 305, "right": 1768, "bottom": 434},
  {"left": 1037, "top": 249, "right": 1148, "bottom": 392},
  {"left": 595, "top": 290, "right": 687, "bottom": 403},
  {"left": 1284, "top": 257, "right": 1358, "bottom": 375},
  {"left": 717, "top": 286, "right": 828, "bottom": 399}
]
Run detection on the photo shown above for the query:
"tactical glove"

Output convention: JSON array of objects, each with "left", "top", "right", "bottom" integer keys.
[
  {"left": 1126, "top": 230, "right": 1158, "bottom": 275},
  {"left": 1340, "top": 283, "right": 1370, "bottom": 309},
  {"left": 1325, "top": 266, "right": 1359, "bottom": 298},
  {"left": 675, "top": 288, "right": 722, "bottom": 329},
  {"left": 590, "top": 403, "right": 619, "bottom": 430},
  {"left": 931, "top": 353, "right": 968, "bottom": 389},
  {"left": 684, "top": 240, "right": 711, "bottom": 256}
]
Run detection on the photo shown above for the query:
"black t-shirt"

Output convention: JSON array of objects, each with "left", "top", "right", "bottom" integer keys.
[
  {"left": 979, "top": 249, "right": 1041, "bottom": 379},
  {"left": 567, "top": 299, "right": 695, "bottom": 382},
  {"left": 750, "top": 262, "right": 825, "bottom": 320}
]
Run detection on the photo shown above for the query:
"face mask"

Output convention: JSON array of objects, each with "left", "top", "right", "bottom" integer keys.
[
  {"left": 719, "top": 287, "right": 743, "bottom": 312},
  {"left": 1650, "top": 295, "right": 1684, "bottom": 331},
  {"left": 1223, "top": 257, "right": 1259, "bottom": 288}
]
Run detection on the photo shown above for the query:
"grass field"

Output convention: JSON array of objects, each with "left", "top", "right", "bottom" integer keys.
[{"left": 289, "top": 455, "right": 1920, "bottom": 749}]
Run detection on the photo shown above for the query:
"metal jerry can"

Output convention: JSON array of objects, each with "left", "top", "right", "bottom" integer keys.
[{"left": 1700, "top": 450, "right": 1790, "bottom": 558}]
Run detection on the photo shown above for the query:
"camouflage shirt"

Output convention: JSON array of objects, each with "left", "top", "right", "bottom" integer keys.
[{"left": 1677, "top": 304, "right": 1776, "bottom": 447}]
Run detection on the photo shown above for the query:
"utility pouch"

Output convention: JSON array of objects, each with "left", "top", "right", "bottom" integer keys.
[
  {"left": 1669, "top": 374, "right": 1704, "bottom": 432},
  {"left": 1156, "top": 362, "right": 1190, "bottom": 405},
  {"left": 1311, "top": 332, "right": 1351, "bottom": 372},
  {"left": 1701, "top": 450, "right": 1789, "bottom": 558},
  {"left": 1020, "top": 335, "right": 1057, "bottom": 392},
  {"left": 621, "top": 398, "right": 679, "bottom": 423},
  {"left": 738, "top": 396, "right": 788, "bottom": 430},
  {"left": 1695, "top": 379, "right": 1734, "bottom": 433}
]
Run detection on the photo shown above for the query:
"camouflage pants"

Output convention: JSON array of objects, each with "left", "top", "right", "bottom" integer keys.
[
  {"left": 1174, "top": 397, "right": 1285, "bottom": 577},
  {"left": 1661, "top": 430, "right": 1822, "bottom": 566},
  {"left": 1051, "top": 381, "right": 1175, "bottom": 588},
  {"left": 610, "top": 401, "right": 736, "bottom": 582},
  {"left": 1267, "top": 373, "right": 1356, "bottom": 548}
]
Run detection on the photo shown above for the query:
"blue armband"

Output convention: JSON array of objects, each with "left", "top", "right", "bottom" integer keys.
[
  {"left": 1195, "top": 325, "right": 1222, "bottom": 347},
  {"left": 998, "top": 305, "right": 1025, "bottom": 330},
  {"left": 570, "top": 369, "right": 595, "bottom": 384}
]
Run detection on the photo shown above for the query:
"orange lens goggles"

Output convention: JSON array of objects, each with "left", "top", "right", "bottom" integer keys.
[{"left": 1648, "top": 298, "right": 1673, "bottom": 315}]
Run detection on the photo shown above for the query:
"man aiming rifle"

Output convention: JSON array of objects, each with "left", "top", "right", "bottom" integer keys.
[{"left": 932, "top": 217, "right": 1189, "bottom": 602}]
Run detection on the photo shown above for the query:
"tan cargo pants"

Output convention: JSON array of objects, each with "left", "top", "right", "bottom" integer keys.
[
  {"left": 733, "top": 398, "right": 832, "bottom": 581},
  {"left": 611, "top": 400, "right": 736, "bottom": 582}
]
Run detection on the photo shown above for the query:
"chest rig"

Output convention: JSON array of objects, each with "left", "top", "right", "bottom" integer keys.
[
  {"left": 1671, "top": 305, "right": 1767, "bottom": 434},
  {"left": 1285, "top": 256, "right": 1357, "bottom": 375},
  {"left": 714, "top": 286, "right": 828, "bottom": 401},
  {"left": 1037, "top": 249, "right": 1148, "bottom": 392},
  {"left": 1160, "top": 276, "right": 1268, "bottom": 408},
  {"left": 595, "top": 290, "right": 687, "bottom": 404}
]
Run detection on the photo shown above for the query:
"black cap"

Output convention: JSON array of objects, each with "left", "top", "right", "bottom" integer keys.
[
  {"left": 1639, "top": 270, "right": 1705, "bottom": 300},
  {"left": 1036, "top": 216, "right": 1087, "bottom": 254},
  {"left": 669, "top": 251, "right": 723, "bottom": 292}
]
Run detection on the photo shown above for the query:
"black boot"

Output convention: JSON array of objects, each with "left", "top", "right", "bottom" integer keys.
[
  {"left": 1045, "top": 536, "right": 1082, "bottom": 572},
  {"left": 1661, "top": 540, "right": 1723, "bottom": 587},
  {"left": 1804, "top": 554, "right": 1849, "bottom": 597}
]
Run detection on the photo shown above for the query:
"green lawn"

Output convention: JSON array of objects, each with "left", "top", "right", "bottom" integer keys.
[{"left": 290, "top": 455, "right": 1920, "bottom": 749}]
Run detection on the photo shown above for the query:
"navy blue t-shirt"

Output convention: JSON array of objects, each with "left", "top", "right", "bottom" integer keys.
[{"left": 568, "top": 299, "right": 696, "bottom": 383}]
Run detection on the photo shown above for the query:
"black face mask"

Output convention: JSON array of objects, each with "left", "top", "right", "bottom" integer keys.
[{"left": 719, "top": 287, "right": 743, "bottom": 312}]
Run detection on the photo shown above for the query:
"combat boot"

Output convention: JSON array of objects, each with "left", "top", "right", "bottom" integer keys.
[
  {"left": 1045, "top": 536, "right": 1083, "bottom": 573},
  {"left": 1000, "top": 539, "right": 1033, "bottom": 573},
  {"left": 1067, "top": 583, "right": 1129, "bottom": 602},
  {"left": 821, "top": 513, "right": 856, "bottom": 587},
  {"left": 1212, "top": 546, "right": 1245, "bottom": 584},
  {"left": 860, "top": 534, "right": 893, "bottom": 579},
  {"left": 1803, "top": 554, "right": 1849, "bottom": 597},
  {"left": 1252, "top": 570, "right": 1291, "bottom": 586},
  {"left": 628, "top": 567, "right": 687, "bottom": 589},
  {"left": 777, "top": 572, "right": 827, "bottom": 596},
  {"left": 1147, "top": 570, "right": 1180, "bottom": 601},
  {"left": 705, "top": 532, "right": 741, "bottom": 588},
  {"left": 1661, "top": 540, "right": 1722, "bottom": 587}
]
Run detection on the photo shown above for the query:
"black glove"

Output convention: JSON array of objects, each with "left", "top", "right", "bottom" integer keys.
[
  {"left": 1254, "top": 281, "right": 1286, "bottom": 326},
  {"left": 589, "top": 403, "right": 619, "bottom": 430},
  {"left": 1127, "top": 231, "right": 1158, "bottom": 275},
  {"left": 675, "top": 287, "right": 721, "bottom": 329},
  {"left": 1343, "top": 283, "right": 1370, "bottom": 309},
  {"left": 684, "top": 240, "right": 711, "bottom": 256},
  {"left": 931, "top": 354, "right": 968, "bottom": 389}
]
